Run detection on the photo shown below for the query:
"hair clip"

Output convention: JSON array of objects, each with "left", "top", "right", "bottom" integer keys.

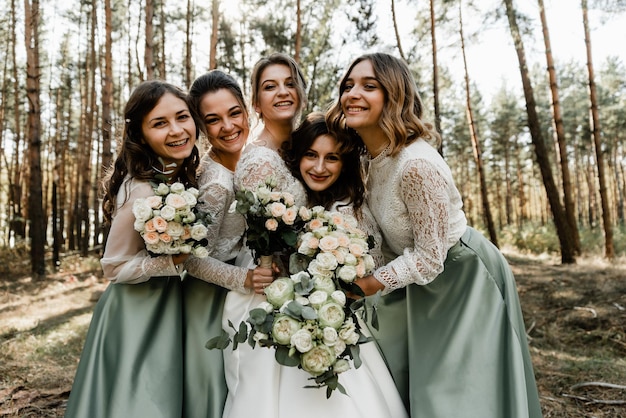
[{"left": 125, "top": 119, "right": 131, "bottom": 123}]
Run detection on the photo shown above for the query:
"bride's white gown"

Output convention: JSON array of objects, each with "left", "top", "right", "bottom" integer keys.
[{"left": 222, "top": 143, "right": 408, "bottom": 418}]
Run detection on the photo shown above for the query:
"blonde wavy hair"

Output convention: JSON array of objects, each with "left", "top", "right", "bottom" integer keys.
[{"left": 326, "top": 52, "right": 440, "bottom": 156}]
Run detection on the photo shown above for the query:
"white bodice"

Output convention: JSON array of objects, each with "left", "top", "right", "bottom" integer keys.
[
  {"left": 366, "top": 139, "right": 467, "bottom": 290},
  {"left": 184, "top": 155, "right": 249, "bottom": 292},
  {"left": 233, "top": 142, "right": 308, "bottom": 207}
]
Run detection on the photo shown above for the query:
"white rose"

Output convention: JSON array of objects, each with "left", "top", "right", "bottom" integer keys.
[
  {"left": 322, "top": 327, "right": 339, "bottom": 346},
  {"left": 155, "top": 183, "right": 170, "bottom": 196},
  {"left": 272, "top": 315, "right": 302, "bottom": 345},
  {"left": 330, "top": 290, "right": 346, "bottom": 306},
  {"left": 191, "top": 246, "right": 209, "bottom": 258},
  {"left": 132, "top": 198, "right": 153, "bottom": 221},
  {"left": 313, "top": 275, "right": 336, "bottom": 294},
  {"left": 343, "top": 253, "right": 358, "bottom": 266},
  {"left": 337, "top": 265, "right": 357, "bottom": 283},
  {"left": 318, "top": 301, "right": 346, "bottom": 329},
  {"left": 307, "top": 261, "right": 333, "bottom": 280},
  {"left": 169, "top": 182, "right": 185, "bottom": 194},
  {"left": 180, "top": 190, "right": 197, "bottom": 206},
  {"left": 166, "top": 221, "right": 185, "bottom": 238},
  {"left": 314, "top": 252, "right": 338, "bottom": 271},
  {"left": 256, "top": 185, "right": 271, "bottom": 203},
  {"left": 333, "top": 339, "right": 347, "bottom": 357},
  {"left": 133, "top": 219, "right": 145, "bottom": 232},
  {"left": 363, "top": 254, "right": 375, "bottom": 272},
  {"left": 333, "top": 358, "right": 351, "bottom": 373},
  {"left": 290, "top": 328, "right": 314, "bottom": 353},
  {"left": 301, "top": 344, "right": 335, "bottom": 376},
  {"left": 339, "top": 318, "right": 360, "bottom": 345},
  {"left": 307, "top": 290, "right": 328, "bottom": 308},
  {"left": 190, "top": 223, "right": 208, "bottom": 240},
  {"left": 265, "top": 278, "right": 295, "bottom": 308},
  {"left": 177, "top": 243, "right": 193, "bottom": 254},
  {"left": 160, "top": 205, "right": 177, "bottom": 221}
]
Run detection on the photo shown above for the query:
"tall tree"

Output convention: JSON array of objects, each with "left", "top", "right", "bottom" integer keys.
[
  {"left": 24, "top": 0, "right": 45, "bottom": 277},
  {"left": 145, "top": 0, "right": 155, "bottom": 79},
  {"left": 391, "top": 0, "right": 406, "bottom": 60},
  {"left": 538, "top": 0, "right": 581, "bottom": 254},
  {"left": 209, "top": 0, "right": 218, "bottom": 69},
  {"left": 581, "top": 0, "right": 614, "bottom": 259},
  {"left": 459, "top": 3, "right": 498, "bottom": 246},
  {"left": 295, "top": 0, "right": 301, "bottom": 63},
  {"left": 503, "top": 0, "right": 577, "bottom": 263},
  {"left": 101, "top": 0, "right": 113, "bottom": 245}
]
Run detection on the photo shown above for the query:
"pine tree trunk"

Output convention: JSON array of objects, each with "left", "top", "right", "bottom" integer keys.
[
  {"left": 503, "top": 0, "right": 576, "bottom": 263},
  {"left": 581, "top": 0, "right": 614, "bottom": 259},
  {"left": 538, "top": 0, "right": 581, "bottom": 255},
  {"left": 24, "top": 0, "right": 46, "bottom": 278}
]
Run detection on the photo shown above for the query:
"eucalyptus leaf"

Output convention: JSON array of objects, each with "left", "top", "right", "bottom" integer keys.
[
  {"left": 275, "top": 345, "right": 300, "bottom": 367},
  {"left": 205, "top": 330, "right": 231, "bottom": 350}
]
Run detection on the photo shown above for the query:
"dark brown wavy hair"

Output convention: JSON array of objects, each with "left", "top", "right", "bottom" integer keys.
[
  {"left": 282, "top": 111, "right": 366, "bottom": 215},
  {"left": 101, "top": 80, "right": 200, "bottom": 224}
]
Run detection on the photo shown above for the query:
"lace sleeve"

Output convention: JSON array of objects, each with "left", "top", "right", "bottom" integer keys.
[
  {"left": 197, "top": 180, "right": 229, "bottom": 254},
  {"left": 101, "top": 180, "right": 179, "bottom": 283},
  {"left": 184, "top": 256, "right": 248, "bottom": 292},
  {"left": 374, "top": 159, "right": 448, "bottom": 289},
  {"left": 236, "top": 148, "right": 283, "bottom": 191}
]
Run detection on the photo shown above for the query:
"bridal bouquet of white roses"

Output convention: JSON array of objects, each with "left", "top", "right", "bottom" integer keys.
[
  {"left": 208, "top": 206, "right": 377, "bottom": 398},
  {"left": 230, "top": 177, "right": 306, "bottom": 267},
  {"left": 132, "top": 181, "right": 210, "bottom": 258}
]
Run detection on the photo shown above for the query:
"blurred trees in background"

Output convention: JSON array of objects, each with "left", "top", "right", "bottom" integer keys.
[{"left": 1, "top": 0, "right": 625, "bottom": 276}]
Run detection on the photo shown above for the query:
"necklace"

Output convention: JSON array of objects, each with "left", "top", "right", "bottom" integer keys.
[{"left": 368, "top": 140, "right": 391, "bottom": 158}]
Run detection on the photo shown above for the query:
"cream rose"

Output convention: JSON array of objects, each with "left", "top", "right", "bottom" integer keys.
[
  {"left": 155, "top": 182, "right": 170, "bottom": 196},
  {"left": 290, "top": 328, "right": 314, "bottom": 353},
  {"left": 301, "top": 344, "right": 335, "bottom": 376},
  {"left": 333, "top": 358, "right": 351, "bottom": 373},
  {"left": 132, "top": 198, "right": 153, "bottom": 221},
  {"left": 265, "top": 278, "right": 295, "bottom": 308},
  {"left": 190, "top": 223, "right": 208, "bottom": 240},
  {"left": 272, "top": 315, "right": 302, "bottom": 345},
  {"left": 337, "top": 265, "right": 357, "bottom": 283},
  {"left": 322, "top": 327, "right": 339, "bottom": 346},
  {"left": 318, "top": 302, "right": 346, "bottom": 329}
]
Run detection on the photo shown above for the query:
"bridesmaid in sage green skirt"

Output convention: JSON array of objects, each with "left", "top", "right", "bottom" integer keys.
[
  {"left": 327, "top": 52, "right": 542, "bottom": 417},
  {"left": 65, "top": 80, "right": 201, "bottom": 418}
]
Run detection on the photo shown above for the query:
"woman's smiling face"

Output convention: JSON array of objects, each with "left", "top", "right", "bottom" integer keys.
[{"left": 299, "top": 134, "right": 343, "bottom": 193}]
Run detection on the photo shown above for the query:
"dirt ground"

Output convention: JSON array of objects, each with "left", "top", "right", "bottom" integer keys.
[{"left": 0, "top": 251, "right": 625, "bottom": 417}]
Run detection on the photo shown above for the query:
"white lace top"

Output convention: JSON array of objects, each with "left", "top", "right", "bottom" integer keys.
[
  {"left": 184, "top": 155, "right": 249, "bottom": 292},
  {"left": 233, "top": 142, "right": 308, "bottom": 207},
  {"left": 101, "top": 177, "right": 180, "bottom": 284},
  {"left": 366, "top": 138, "right": 467, "bottom": 291}
]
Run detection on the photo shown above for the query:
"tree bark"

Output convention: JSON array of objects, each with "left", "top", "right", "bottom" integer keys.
[
  {"left": 101, "top": 0, "right": 113, "bottom": 246},
  {"left": 581, "top": 0, "right": 614, "bottom": 259},
  {"left": 209, "top": 0, "right": 219, "bottom": 69},
  {"left": 145, "top": 0, "right": 155, "bottom": 79},
  {"left": 503, "top": 0, "right": 577, "bottom": 263},
  {"left": 24, "top": 0, "right": 46, "bottom": 278},
  {"left": 538, "top": 0, "right": 581, "bottom": 255},
  {"left": 459, "top": 4, "right": 498, "bottom": 247}
]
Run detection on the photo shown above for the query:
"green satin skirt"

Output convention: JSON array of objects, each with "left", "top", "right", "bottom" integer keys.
[
  {"left": 368, "top": 227, "right": 542, "bottom": 417},
  {"left": 181, "top": 275, "right": 228, "bottom": 418},
  {"left": 64, "top": 277, "right": 184, "bottom": 418}
]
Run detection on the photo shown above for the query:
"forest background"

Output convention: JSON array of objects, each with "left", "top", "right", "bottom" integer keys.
[{"left": 1, "top": 0, "right": 626, "bottom": 416}]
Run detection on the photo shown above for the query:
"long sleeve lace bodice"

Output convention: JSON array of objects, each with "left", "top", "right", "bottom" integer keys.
[
  {"left": 234, "top": 142, "right": 308, "bottom": 207},
  {"left": 101, "top": 178, "right": 180, "bottom": 284},
  {"left": 366, "top": 139, "right": 467, "bottom": 291},
  {"left": 184, "top": 155, "right": 249, "bottom": 292}
]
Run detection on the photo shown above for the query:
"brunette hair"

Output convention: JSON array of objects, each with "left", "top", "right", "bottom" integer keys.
[
  {"left": 326, "top": 52, "right": 440, "bottom": 156},
  {"left": 282, "top": 112, "right": 365, "bottom": 213},
  {"left": 101, "top": 80, "right": 200, "bottom": 224},
  {"left": 189, "top": 69, "right": 248, "bottom": 137},
  {"left": 250, "top": 53, "right": 307, "bottom": 126}
]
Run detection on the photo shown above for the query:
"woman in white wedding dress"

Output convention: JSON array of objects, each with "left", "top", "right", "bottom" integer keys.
[{"left": 224, "top": 53, "right": 407, "bottom": 418}]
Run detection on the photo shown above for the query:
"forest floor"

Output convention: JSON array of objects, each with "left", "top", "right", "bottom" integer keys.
[{"left": 0, "top": 249, "right": 625, "bottom": 417}]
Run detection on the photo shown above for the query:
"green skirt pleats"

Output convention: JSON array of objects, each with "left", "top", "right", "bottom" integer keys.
[
  {"left": 369, "top": 227, "right": 542, "bottom": 417},
  {"left": 181, "top": 275, "right": 228, "bottom": 418},
  {"left": 64, "top": 277, "right": 184, "bottom": 418}
]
